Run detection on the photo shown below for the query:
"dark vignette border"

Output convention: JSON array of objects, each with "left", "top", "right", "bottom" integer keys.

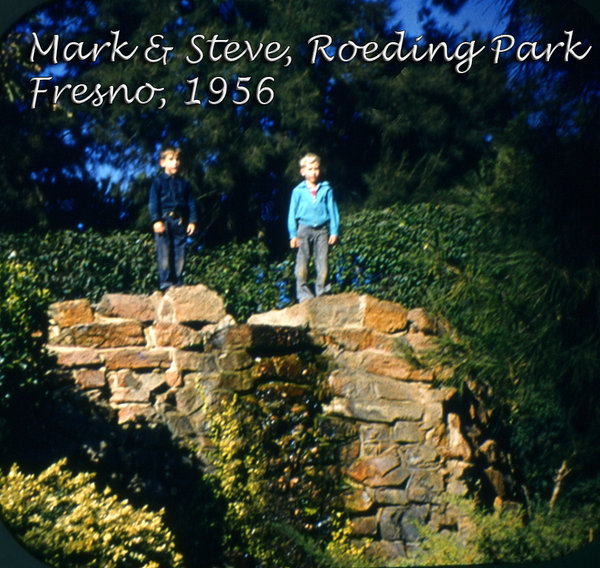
[{"left": 0, "top": 1, "right": 599, "bottom": 567}]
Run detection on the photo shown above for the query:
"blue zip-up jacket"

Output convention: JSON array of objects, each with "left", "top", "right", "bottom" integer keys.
[
  {"left": 287, "top": 180, "right": 339, "bottom": 239},
  {"left": 148, "top": 173, "right": 198, "bottom": 224}
]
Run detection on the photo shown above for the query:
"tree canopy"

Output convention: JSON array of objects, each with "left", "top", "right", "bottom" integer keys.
[{"left": 1, "top": 0, "right": 521, "bottom": 244}]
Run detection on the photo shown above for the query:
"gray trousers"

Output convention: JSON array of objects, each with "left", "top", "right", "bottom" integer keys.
[{"left": 295, "top": 223, "right": 331, "bottom": 302}]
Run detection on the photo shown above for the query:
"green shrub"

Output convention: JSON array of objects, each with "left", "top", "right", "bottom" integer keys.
[
  {"left": 0, "top": 203, "right": 482, "bottom": 319},
  {"left": 328, "top": 202, "right": 480, "bottom": 307},
  {"left": 204, "top": 353, "right": 361, "bottom": 568},
  {"left": 0, "top": 459, "right": 183, "bottom": 568},
  {"left": 1, "top": 230, "right": 157, "bottom": 303},
  {"left": 0, "top": 260, "right": 51, "bottom": 416},
  {"left": 410, "top": 498, "right": 599, "bottom": 566}
]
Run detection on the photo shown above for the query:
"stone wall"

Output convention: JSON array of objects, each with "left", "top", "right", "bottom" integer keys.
[{"left": 47, "top": 285, "right": 517, "bottom": 561}]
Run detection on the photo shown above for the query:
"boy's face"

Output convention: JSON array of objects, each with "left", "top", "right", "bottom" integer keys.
[
  {"left": 160, "top": 152, "right": 180, "bottom": 176},
  {"left": 301, "top": 160, "right": 320, "bottom": 185}
]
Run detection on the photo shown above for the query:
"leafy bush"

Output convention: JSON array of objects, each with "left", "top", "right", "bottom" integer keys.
[
  {"left": 0, "top": 260, "right": 51, "bottom": 424},
  {"left": 328, "top": 202, "right": 481, "bottom": 307},
  {"left": 0, "top": 202, "right": 482, "bottom": 319},
  {"left": 409, "top": 498, "right": 599, "bottom": 566},
  {"left": 204, "top": 353, "right": 362, "bottom": 568},
  {"left": 0, "top": 230, "right": 157, "bottom": 303},
  {"left": 0, "top": 459, "right": 183, "bottom": 568},
  {"left": 425, "top": 151, "right": 600, "bottom": 500}
]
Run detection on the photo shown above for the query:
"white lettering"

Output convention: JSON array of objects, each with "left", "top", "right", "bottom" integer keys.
[
  {"left": 30, "top": 76, "right": 52, "bottom": 108},
  {"left": 563, "top": 30, "right": 592, "bottom": 61},
  {"left": 186, "top": 35, "right": 291, "bottom": 65},
  {"left": 307, "top": 31, "right": 486, "bottom": 73},
  {"left": 490, "top": 34, "right": 516, "bottom": 63},
  {"left": 29, "top": 30, "right": 137, "bottom": 64},
  {"left": 29, "top": 33, "right": 58, "bottom": 63},
  {"left": 307, "top": 34, "right": 335, "bottom": 64},
  {"left": 30, "top": 77, "right": 164, "bottom": 108}
]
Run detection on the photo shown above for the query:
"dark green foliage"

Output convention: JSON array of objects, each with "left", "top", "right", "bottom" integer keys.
[
  {"left": 0, "top": 260, "right": 51, "bottom": 419},
  {"left": 1, "top": 230, "right": 157, "bottom": 303},
  {"left": 205, "top": 353, "right": 358, "bottom": 568},
  {"left": 412, "top": 496, "right": 599, "bottom": 565},
  {"left": 359, "top": 55, "right": 511, "bottom": 207},
  {"left": 1, "top": 7, "right": 128, "bottom": 232},
  {"left": 328, "top": 203, "right": 481, "bottom": 307},
  {"left": 0, "top": 202, "right": 482, "bottom": 317}
]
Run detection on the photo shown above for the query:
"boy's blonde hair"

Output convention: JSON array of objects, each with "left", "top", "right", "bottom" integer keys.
[
  {"left": 299, "top": 153, "right": 320, "bottom": 169},
  {"left": 159, "top": 146, "right": 181, "bottom": 160}
]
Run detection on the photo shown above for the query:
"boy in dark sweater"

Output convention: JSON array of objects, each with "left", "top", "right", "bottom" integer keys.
[{"left": 148, "top": 147, "right": 197, "bottom": 291}]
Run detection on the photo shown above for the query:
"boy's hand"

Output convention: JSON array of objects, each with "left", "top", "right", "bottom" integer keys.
[
  {"left": 187, "top": 223, "right": 196, "bottom": 236},
  {"left": 153, "top": 221, "right": 166, "bottom": 234},
  {"left": 290, "top": 237, "right": 299, "bottom": 248},
  {"left": 329, "top": 235, "right": 338, "bottom": 246}
]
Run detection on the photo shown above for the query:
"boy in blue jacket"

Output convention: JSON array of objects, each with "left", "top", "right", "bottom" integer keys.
[
  {"left": 148, "top": 147, "right": 197, "bottom": 291},
  {"left": 288, "top": 153, "right": 339, "bottom": 302}
]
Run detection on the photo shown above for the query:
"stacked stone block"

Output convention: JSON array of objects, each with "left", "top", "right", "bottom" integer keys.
[
  {"left": 248, "top": 294, "right": 473, "bottom": 558},
  {"left": 47, "top": 287, "right": 516, "bottom": 562}
]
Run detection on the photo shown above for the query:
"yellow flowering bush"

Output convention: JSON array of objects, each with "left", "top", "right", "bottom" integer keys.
[{"left": 0, "top": 459, "right": 183, "bottom": 568}]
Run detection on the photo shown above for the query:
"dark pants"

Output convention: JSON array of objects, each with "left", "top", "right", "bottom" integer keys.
[
  {"left": 155, "top": 216, "right": 188, "bottom": 291},
  {"left": 295, "top": 223, "right": 331, "bottom": 302}
]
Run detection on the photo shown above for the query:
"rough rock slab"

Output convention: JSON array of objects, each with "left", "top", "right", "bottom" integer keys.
[
  {"left": 49, "top": 321, "right": 146, "bottom": 348},
  {"left": 146, "top": 322, "right": 204, "bottom": 349},
  {"left": 115, "top": 403, "right": 155, "bottom": 424},
  {"left": 318, "top": 328, "right": 398, "bottom": 352},
  {"left": 325, "top": 396, "right": 423, "bottom": 424},
  {"left": 345, "top": 487, "right": 376, "bottom": 513},
  {"left": 307, "top": 293, "right": 365, "bottom": 328},
  {"left": 407, "top": 308, "right": 437, "bottom": 334},
  {"left": 157, "top": 284, "right": 226, "bottom": 324},
  {"left": 347, "top": 449, "right": 411, "bottom": 488},
  {"left": 72, "top": 368, "right": 106, "bottom": 389},
  {"left": 48, "top": 346, "right": 104, "bottom": 367},
  {"left": 248, "top": 294, "right": 363, "bottom": 328},
  {"left": 172, "top": 350, "right": 218, "bottom": 373},
  {"left": 96, "top": 292, "right": 161, "bottom": 322},
  {"left": 48, "top": 299, "right": 94, "bottom": 328},
  {"left": 363, "top": 296, "right": 408, "bottom": 333},
  {"left": 247, "top": 302, "right": 311, "bottom": 327},
  {"left": 406, "top": 469, "right": 445, "bottom": 502},
  {"left": 208, "top": 324, "right": 314, "bottom": 352},
  {"left": 248, "top": 294, "right": 412, "bottom": 334},
  {"left": 328, "top": 369, "right": 423, "bottom": 403},
  {"left": 350, "top": 515, "right": 379, "bottom": 536},
  {"left": 101, "top": 347, "right": 172, "bottom": 370}
]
